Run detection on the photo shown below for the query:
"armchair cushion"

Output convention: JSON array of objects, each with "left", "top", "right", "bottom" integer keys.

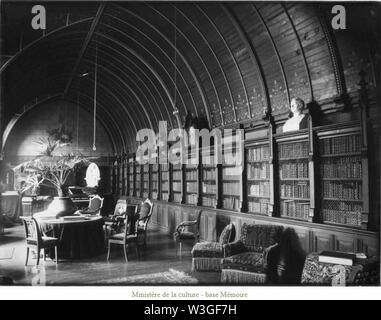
[
  {"left": 240, "top": 224, "right": 283, "bottom": 253},
  {"left": 222, "top": 252, "right": 265, "bottom": 273},
  {"left": 223, "top": 240, "right": 246, "bottom": 257},
  {"left": 192, "top": 242, "right": 224, "bottom": 258}
]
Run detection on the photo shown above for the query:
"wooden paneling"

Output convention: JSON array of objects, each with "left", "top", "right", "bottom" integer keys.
[{"left": 139, "top": 198, "right": 379, "bottom": 257}]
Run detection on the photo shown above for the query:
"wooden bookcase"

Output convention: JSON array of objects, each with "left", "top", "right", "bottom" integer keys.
[
  {"left": 151, "top": 163, "right": 159, "bottom": 200},
  {"left": 135, "top": 163, "right": 142, "bottom": 198},
  {"left": 246, "top": 141, "right": 271, "bottom": 216},
  {"left": 128, "top": 156, "right": 135, "bottom": 197},
  {"left": 316, "top": 124, "right": 368, "bottom": 229},
  {"left": 201, "top": 149, "right": 218, "bottom": 208},
  {"left": 161, "top": 163, "right": 170, "bottom": 201},
  {"left": 221, "top": 143, "right": 243, "bottom": 211},
  {"left": 142, "top": 164, "right": 150, "bottom": 199},
  {"left": 185, "top": 162, "right": 199, "bottom": 205},
  {"left": 275, "top": 131, "right": 312, "bottom": 222},
  {"left": 125, "top": 117, "right": 372, "bottom": 231},
  {"left": 172, "top": 163, "right": 183, "bottom": 203}
]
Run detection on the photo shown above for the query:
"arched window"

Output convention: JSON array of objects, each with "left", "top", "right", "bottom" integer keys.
[{"left": 85, "top": 163, "right": 101, "bottom": 188}]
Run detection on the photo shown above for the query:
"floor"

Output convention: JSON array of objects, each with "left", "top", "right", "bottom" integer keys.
[{"left": 0, "top": 224, "right": 221, "bottom": 286}]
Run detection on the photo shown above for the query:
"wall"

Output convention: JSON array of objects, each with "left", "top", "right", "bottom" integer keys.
[{"left": 3, "top": 99, "right": 113, "bottom": 161}]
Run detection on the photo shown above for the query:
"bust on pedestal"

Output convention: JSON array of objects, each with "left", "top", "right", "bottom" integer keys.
[{"left": 283, "top": 98, "right": 308, "bottom": 133}]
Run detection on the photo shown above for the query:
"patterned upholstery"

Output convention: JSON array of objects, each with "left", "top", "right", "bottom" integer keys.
[
  {"left": 301, "top": 253, "right": 380, "bottom": 286},
  {"left": 191, "top": 223, "right": 236, "bottom": 272},
  {"left": 222, "top": 252, "right": 264, "bottom": 273},
  {"left": 192, "top": 242, "right": 224, "bottom": 258},
  {"left": 219, "top": 223, "right": 235, "bottom": 245},
  {"left": 221, "top": 223, "right": 284, "bottom": 284}
]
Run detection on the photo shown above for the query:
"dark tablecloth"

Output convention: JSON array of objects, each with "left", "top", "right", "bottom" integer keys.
[{"left": 44, "top": 218, "right": 105, "bottom": 260}]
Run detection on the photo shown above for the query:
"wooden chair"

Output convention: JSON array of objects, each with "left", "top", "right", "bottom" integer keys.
[
  {"left": 137, "top": 199, "right": 153, "bottom": 247},
  {"left": 107, "top": 211, "right": 140, "bottom": 263},
  {"left": 78, "top": 195, "right": 104, "bottom": 215},
  {"left": 174, "top": 210, "right": 202, "bottom": 258},
  {"left": 21, "top": 217, "right": 58, "bottom": 266},
  {"left": 104, "top": 204, "right": 138, "bottom": 239}
]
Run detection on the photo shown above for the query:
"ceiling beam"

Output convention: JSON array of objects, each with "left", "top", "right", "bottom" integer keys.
[{"left": 62, "top": 3, "right": 106, "bottom": 98}]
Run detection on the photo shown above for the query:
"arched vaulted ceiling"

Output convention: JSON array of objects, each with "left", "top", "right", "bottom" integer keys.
[{"left": 1, "top": 2, "right": 379, "bottom": 154}]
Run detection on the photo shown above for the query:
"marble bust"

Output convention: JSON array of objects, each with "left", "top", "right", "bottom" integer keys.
[{"left": 283, "top": 98, "right": 308, "bottom": 133}]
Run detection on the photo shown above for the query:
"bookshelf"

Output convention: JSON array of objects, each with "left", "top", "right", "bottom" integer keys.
[
  {"left": 151, "top": 163, "right": 159, "bottom": 200},
  {"left": 172, "top": 163, "right": 183, "bottom": 203},
  {"left": 143, "top": 164, "right": 150, "bottom": 199},
  {"left": 135, "top": 163, "right": 142, "bottom": 198},
  {"left": 318, "top": 128, "right": 365, "bottom": 228},
  {"left": 277, "top": 137, "right": 311, "bottom": 221},
  {"left": 221, "top": 149, "right": 242, "bottom": 211},
  {"left": 128, "top": 157, "right": 135, "bottom": 197},
  {"left": 201, "top": 152, "right": 218, "bottom": 208},
  {"left": 246, "top": 143, "right": 271, "bottom": 216},
  {"left": 185, "top": 163, "right": 199, "bottom": 206},
  {"left": 161, "top": 163, "right": 170, "bottom": 201}
]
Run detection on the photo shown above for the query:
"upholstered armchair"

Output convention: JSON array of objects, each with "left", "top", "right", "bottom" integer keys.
[
  {"left": 191, "top": 223, "right": 236, "bottom": 272},
  {"left": 221, "top": 223, "right": 283, "bottom": 284}
]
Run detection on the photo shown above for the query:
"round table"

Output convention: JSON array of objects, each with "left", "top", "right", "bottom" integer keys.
[{"left": 39, "top": 216, "right": 104, "bottom": 260}]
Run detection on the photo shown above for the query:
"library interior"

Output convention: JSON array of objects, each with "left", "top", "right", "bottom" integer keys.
[{"left": 0, "top": 1, "right": 380, "bottom": 286}]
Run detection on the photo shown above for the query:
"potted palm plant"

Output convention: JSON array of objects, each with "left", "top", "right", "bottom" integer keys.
[{"left": 13, "top": 134, "right": 90, "bottom": 218}]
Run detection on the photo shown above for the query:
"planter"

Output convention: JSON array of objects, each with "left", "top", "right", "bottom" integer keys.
[{"left": 48, "top": 197, "right": 76, "bottom": 218}]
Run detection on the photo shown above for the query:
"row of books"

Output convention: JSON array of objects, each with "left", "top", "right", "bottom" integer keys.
[
  {"left": 202, "top": 183, "right": 217, "bottom": 194},
  {"left": 161, "top": 181, "right": 169, "bottom": 191},
  {"left": 161, "top": 172, "right": 169, "bottom": 181},
  {"left": 186, "top": 194, "right": 198, "bottom": 205},
  {"left": 322, "top": 181, "right": 362, "bottom": 200},
  {"left": 143, "top": 165, "right": 150, "bottom": 173},
  {"left": 151, "top": 182, "right": 158, "bottom": 190},
  {"left": 152, "top": 164, "right": 159, "bottom": 172},
  {"left": 186, "top": 182, "right": 198, "bottom": 193},
  {"left": 223, "top": 182, "right": 241, "bottom": 196},
  {"left": 222, "top": 196, "right": 241, "bottom": 210},
  {"left": 143, "top": 192, "right": 149, "bottom": 198},
  {"left": 248, "top": 199, "right": 270, "bottom": 215},
  {"left": 320, "top": 158, "right": 362, "bottom": 179},
  {"left": 322, "top": 200, "right": 362, "bottom": 212},
  {"left": 248, "top": 182, "right": 270, "bottom": 198},
  {"left": 279, "top": 142, "right": 309, "bottom": 159},
  {"left": 162, "top": 192, "right": 169, "bottom": 201},
  {"left": 281, "top": 200, "right": 310, "bottom": 220},
  {"left": 201, "top": 196, "right": 217, "bottom": 208},
  {"left": 280, "top": 182, "right": 310, "bottom": 199},
  {"left": 280, "top": 162, "right": 308, "bottom": 179},
  {"left": 222, "top": 167, "right": 241, "bottom": 180},
  {"left": 247, "top": 146, "right": 270, "bottom": 162},
  {"left": 186, "top": 170, "right": 198, "bottom": 180},
  {"left": 319, "top": 135, "right": 361, "bottom": 155},
  {"left": 173, "top": 193, "right": 183, "bottom": 203},
  {"left": 161, "top": 164, "right": 169, "bottom": 171},
  {"left": 152, "top": 191, "right": 158, "bottom": 199},
  {"left": 173, "top": 171, "right": 182, "bottom": 181},
  {"left": 323, "top": 209, "right": 362, "bottom": 227},
  {"left": 173, "top": 182, "right": 182, "bottom": 192},
  {"left": 203, "top": 169, "right": 216, "bottom": 180},
  {"left": 247, "top": 163, "right": 270, "bottom": 180}
]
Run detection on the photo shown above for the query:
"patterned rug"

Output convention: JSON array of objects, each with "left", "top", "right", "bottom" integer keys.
[
  {"left": 0, "top": 248, "right": 15, "bottom": 260},
  {"left": 95, "top": 269, "right": 199, "bottom": 285}
]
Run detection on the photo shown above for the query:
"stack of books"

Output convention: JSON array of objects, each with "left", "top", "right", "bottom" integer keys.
[{"left": 317, "top": 251, "right": 367, "bottom": 266}]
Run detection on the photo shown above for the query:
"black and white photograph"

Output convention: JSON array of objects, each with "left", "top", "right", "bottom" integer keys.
[{"left": 0, "top": 0, "right": 380, "bottom": 298}]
